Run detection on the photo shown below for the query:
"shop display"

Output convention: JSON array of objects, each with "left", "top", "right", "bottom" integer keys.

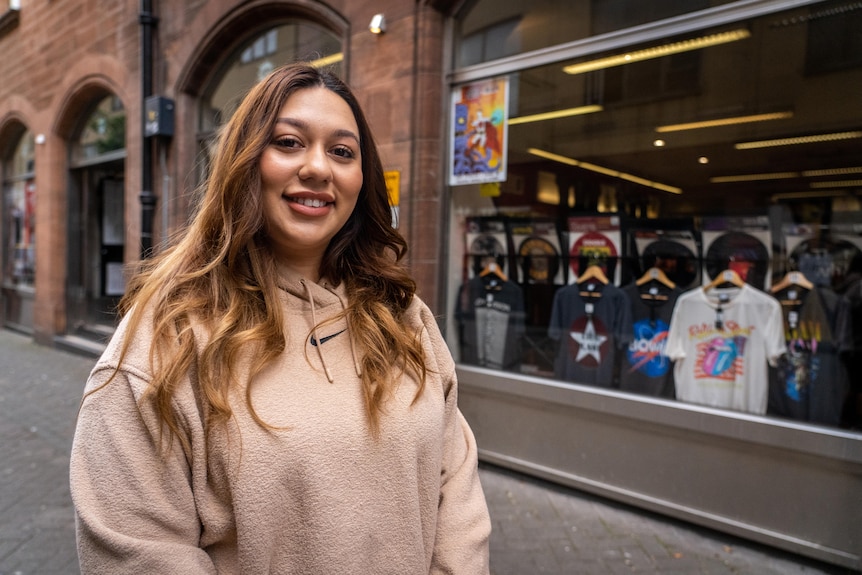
[
  {"left": 464, "top": 218, "right": 509, "bottom": 279},
  {"left": 508, "top": 220, "right": 564, "bottom": 285},
  {"left": 619, "top": 268, "right": 682, "bottom": 398},
  {"left": 547, "top": 266, "right": 633, "bottom": 386},
  {"left": 767, "top": 272, "right": 851, "bottom": 426},
  {"left": 838, "top": 275, "right": 862, "bottom": 429},
  {"left": 567, "top": 216, "right": 622, "bottom": 285},
  {"left": 666, "top": 271, "right": 786, "bottom": 414},
  {"left": 788, "top": 238, "right": 862, "bottom": 292},
  {"left": 455, "top": 264, "right": 526, "bottom": 371},
  {"left": 634, "top": 229, "right": 700, "bottom": 289},
  {"left": 702, "top": 216, "right": 771, "bottom": 291}
]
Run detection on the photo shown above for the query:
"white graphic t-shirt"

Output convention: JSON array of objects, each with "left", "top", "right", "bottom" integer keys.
[{"left": 666, "top": 284, "right": 785, "bottom": 414}]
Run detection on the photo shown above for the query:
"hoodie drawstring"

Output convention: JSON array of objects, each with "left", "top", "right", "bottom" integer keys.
[
  {"left": 326, "top": 284, "right": 363, "bottom": 379},
  {"left": 301, "top": 279, "right": 362, "bottom": 383}
]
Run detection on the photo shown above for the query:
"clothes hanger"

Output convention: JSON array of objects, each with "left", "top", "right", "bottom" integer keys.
[
  {"left": 636, "top": 267, "right": 675, "bottom": 289},
  {"left": 577, "top": 264, "right": 609, "bottom": 285},
  {"left": 479, "top": 261, "right": 507, "bottom": 282},
  {"left": 703, "top": 268, "right": 745, "bottom": 292},
  {"left": 770, "top": 271, "right": 814, "bottom": 293}
]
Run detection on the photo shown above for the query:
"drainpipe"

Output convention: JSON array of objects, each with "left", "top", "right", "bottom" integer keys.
[{"left": 139, "top": 0, "right": 157, "bottom": 257}]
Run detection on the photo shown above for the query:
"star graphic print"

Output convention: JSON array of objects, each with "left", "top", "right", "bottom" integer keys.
[{"left": 568, "top": 315, "right": 609, "bottom": 367}]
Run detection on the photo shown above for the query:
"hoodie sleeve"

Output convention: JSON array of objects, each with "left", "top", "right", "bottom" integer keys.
[
  {"left": 70, "top": 360, "right": 216, "bottom": 574},
  {"left": 418, "top": 304, "right": 492, "bottom": 575}
]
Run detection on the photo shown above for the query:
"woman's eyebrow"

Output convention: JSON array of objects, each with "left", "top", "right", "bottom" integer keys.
[{"left": 275, "top": 117, "right": 359, "bottom": 144}]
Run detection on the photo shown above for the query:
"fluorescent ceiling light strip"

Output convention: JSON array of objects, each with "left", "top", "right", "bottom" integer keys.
[
  {"left": 656, "top": 111, "right": 793, "bottom": 133},
  {"left": 310, "top": 53, "right": 344, "bottom": 68},
  {"left": 802, "top": 166, "right": 862, "bottom": 177},
  {"left": 711, "top": 166, "right": 862, "bottom": 183},
  {"left": 735, "top": 131, "right": 862, "bottom": 150},
  {"left": 810, "top": 179, "right": 862, "bottom": 188},
  {"left": 563, "top": 29, "right": 750, "bottom": 75},
  {"left": 527, "top": 147, "right": 682, "bottom": 195},
  {"left": 710, "top": 172, "right": 799, "bottom": 183},
  {"left": 509, "top": 105, "right": 603, "bottom": 125},
  {"left": 772, "top": 191, "right": 851, "bottom": 200}
]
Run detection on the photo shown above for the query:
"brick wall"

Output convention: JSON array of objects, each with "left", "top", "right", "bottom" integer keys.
[{"left": 0, "top": 0, "right": 451, "bottom": 341}]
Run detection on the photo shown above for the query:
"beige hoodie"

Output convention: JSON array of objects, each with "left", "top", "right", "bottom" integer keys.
[{"left": 70, "top": 271, "right": 491, "bottom": 574}]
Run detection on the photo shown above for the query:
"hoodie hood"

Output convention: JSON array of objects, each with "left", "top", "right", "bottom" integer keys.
[{"left": 275, "top": 264, "right": 362, "bottom": 383}]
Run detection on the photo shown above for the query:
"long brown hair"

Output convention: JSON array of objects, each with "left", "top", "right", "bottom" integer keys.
[{"left": 114, "top": 63, "right": 425, "bottom": 442}]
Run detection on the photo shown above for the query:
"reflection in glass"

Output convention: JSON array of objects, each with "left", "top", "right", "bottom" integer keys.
[{"left": 448, "top": 1, "right": 862, "bottom": 431}]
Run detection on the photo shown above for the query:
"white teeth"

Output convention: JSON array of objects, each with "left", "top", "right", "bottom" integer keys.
[{"left": 290, "top": 197, "right": 328, "bottom": 208}]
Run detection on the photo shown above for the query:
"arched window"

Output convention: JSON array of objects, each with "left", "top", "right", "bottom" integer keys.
[
  {"left": 71, "top": 95, "right": 126, "bottom": 166},
  {"left": 2, "top": 129, "right": 35, "bottom": 288}
]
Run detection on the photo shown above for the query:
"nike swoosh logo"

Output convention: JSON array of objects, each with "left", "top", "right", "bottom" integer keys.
[{"left": 310, "top": 329, "right": 346, "bottom": 347}]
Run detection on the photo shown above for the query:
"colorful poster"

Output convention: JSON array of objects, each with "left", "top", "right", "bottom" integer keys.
[
  {"left": 507, "top": 220, "right": 563, "bottom": 285},
  {"left": 566, "top": 216, "right": 622, "bottom": 284},
  {"left": 449, "top": 77, "right": 509, "bottom": 186},
  {"left": 464, "top": 218, "right": 509, "bottom": 280},
  {"left": 702, "top": 216, "right": 772, "bottom": 290},
  {"left": 632, "top": 229, "right": 700, "bottom": 289}
]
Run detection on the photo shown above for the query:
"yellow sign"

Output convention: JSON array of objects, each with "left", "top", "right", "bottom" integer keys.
[
  {"left": 384, "top": 170, "right": 400, "bottom": 206},
  {"left": 480, "top": 182, "right": 501, "bottom": 197}
]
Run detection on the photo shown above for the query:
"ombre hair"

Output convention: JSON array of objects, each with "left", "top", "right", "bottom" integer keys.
[{"left": 112, "top": 63, "right": 425, "bottom": 443}]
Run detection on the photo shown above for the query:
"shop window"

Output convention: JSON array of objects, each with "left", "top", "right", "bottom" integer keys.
[
  {"left": 602, "top": 50, "right": 701, "bottom": 105},
  {"left": 590, "top": 0, "right": 710, "bottom": 35},
  {"left": 459, "top": 17, "right": 522, "bottom": 68},
  {"left": 453, "top": 0, "right": 735, "bottom": 67},
  {"left": 71, "top": 96, "right": 126, "bottom": 165},
  {"left": 803, "top": 1, "right": 862, "bottom": 75},
  {"left": 2, "top": 130, "right": 35, "bottom": 288},
  {"left": 447, "top": 3, "right": 862, "bottom": 431}
]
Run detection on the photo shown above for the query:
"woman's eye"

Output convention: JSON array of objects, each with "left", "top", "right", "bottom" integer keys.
[
  {"left": 332, "top": 146, "right": 355, "bottom": 159},
  {"left": 273, "top": 136, "right": 301, "bottom": 148}
]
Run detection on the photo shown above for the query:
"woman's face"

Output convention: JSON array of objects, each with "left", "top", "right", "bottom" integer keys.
[{"left": 259, "top": 86, "right": 363, "bottom": 274}]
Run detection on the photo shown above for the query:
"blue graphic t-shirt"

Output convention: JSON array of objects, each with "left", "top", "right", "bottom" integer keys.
[{"left": 619, "top": 283, "right": 682, "bottom": 397}]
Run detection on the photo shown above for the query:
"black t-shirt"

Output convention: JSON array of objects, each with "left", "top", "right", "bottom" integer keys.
[{"left": 619, "top": 282, "right": 682, "bottom": 398}]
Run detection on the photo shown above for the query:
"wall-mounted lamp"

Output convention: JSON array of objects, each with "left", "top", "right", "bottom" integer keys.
[{"left": 369, "top": 13, "right": 385, "bottom": 35}]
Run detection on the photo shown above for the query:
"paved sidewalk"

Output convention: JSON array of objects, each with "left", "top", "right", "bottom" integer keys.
[{"left": 0, "top": 328, "right": 855, "bottom": 574}]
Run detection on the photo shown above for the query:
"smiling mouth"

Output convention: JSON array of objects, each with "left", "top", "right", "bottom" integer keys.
[{"left": 287, "top": 196, "right": 331, "bottom": 208}]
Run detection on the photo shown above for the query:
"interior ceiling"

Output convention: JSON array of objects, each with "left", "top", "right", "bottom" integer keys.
[{"left": 500, "top": 2, "right": 862, "bottom": 204}]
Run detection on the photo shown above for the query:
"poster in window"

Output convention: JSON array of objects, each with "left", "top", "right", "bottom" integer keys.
[
  {"left": 632, "top": 229, "right": 700, "bottom": 289},
  {"left": 449, "top": 77, "right": 509, "bottom": 186},
  {"left": 567, "top": 216, "right": 622, "bottom": 284},
  {"left": 507, "top": 220, "right": 563, "bottom": 285},
  {"left": 702, "top": 216, "right": 771, "bottom": 290},
  {"left": 464, "top": 217, "right": 509, "bottom": 280}
]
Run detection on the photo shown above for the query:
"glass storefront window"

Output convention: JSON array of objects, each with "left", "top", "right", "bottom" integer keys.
[
  {"left": 2, "top": 130, "right": 35, "bottom": 288},
  {"left": 447, "top": 0, "right": 862, "bottom": 430},
  {"left": 454, "top": 0, "right": 738, "bottom": 68}
]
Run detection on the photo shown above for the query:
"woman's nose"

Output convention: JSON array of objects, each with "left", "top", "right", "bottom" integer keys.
[{"left": 299, "top": 145, "right": 331, "bottom": 182}]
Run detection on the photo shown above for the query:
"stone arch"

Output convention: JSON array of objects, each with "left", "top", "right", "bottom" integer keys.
[
  {"left": 0, "top": 95, "right": 38, "bottom": 159},
  {"left": 172, "top": 0, "right": 350, "bottom": 96},
  {"left": 51, "top": 54, "right": 130, "bottom": 141}
]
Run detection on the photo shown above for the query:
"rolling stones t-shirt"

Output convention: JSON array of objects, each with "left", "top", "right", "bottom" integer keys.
[{"left": 666, "top": 284, "right": 785, "bottom": 414}]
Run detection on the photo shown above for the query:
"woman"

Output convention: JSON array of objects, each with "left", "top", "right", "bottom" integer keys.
[{"left": 70, "top": 63, "right": 491, "bottom": 574}]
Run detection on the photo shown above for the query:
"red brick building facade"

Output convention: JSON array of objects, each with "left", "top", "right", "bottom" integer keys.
[{"left": 0, "top": 0, "right": 454, "bottom": 346}]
